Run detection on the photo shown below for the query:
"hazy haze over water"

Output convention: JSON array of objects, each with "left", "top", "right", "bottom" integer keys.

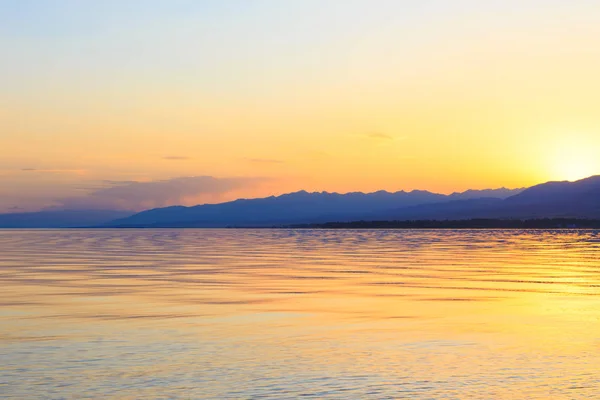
[{"left": 1, "top": 229, "right": 600, "bottom": 398}]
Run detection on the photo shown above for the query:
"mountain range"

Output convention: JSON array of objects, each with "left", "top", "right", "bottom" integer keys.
[
  {"left": 1, "top": 176, "right": 598, "bottom": 228},
  {"left": 104, "top": 187, "right": 524, "bottom": 228},
  {"left": 0, "top": 210, "right": 133, "bottom": 228},
  {"left": 373, "top": 176, "right": 600, "bottom": 221},
  {"left": 106, "top": 176, "right": 600, "bottom": 228}
]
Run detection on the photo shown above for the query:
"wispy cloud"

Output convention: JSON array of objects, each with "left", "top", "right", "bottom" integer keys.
[
  {"left": 366, "top": 132, "right": 394, "bottom": 140},
  {"left": 246, "top": 158, "right": 285, "bottom": 165},
  {"left": 20, "top": 168, "right": 87, "bottom": 174},
  {"left": 306, "top": 150, "right": 330, "bottom": 161},
  {"left": 162, "top": 156, "right": 190, "bottom": 161},
  {"left": 51, "top": 176, "right": 267, "bottom": 211}
]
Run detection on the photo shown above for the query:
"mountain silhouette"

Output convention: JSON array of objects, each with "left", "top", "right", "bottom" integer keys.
[
  {"left": 498, "top": 175, "right": 600, "bottom": 218},
  {"left": 370, "top": 176, "right": 600, "bottom": 221},
  {"left": 0, "top": 209, "right": 134, "bottom": 228},
  {"left": 106, "top": 176, "right": 600, "bottom": 227},
  {"left": 5, "top": 177, "right": 597, "bottom": 228},
  {"left": 105, "top": 187, "right": 523, "bottom": 228}
]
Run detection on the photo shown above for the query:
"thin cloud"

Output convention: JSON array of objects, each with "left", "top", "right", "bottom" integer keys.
[
  {"left": 306, "top": 150, "right": 330, "bottom": 160},
  {"left": 162, "top": 156, "right": 190, "bottom": 161},
  {"left": 101, "top": 180, "right": 138, "bottom": 185},
  {"left": 366, "top": 132, "right": 394, "bottom": 140},
  {"left": 20, "top": 168, "right": 87, "bottom": 174},
  {"left": 246, "top": 158, "right": 285, "bottom": 165}
]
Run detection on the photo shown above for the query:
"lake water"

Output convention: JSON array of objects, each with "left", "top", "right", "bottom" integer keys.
[{"left": 1, "top": 229, "right": 599, "bottom": 399}]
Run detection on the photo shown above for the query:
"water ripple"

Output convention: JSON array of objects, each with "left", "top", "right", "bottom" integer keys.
[{"left": 1, "top": 229, "right": 599, "bottom": 398}]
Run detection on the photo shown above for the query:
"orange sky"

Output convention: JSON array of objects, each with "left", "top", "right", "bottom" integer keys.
[{"left": 2, "top": 1, "right": 600, "bottom": 212}]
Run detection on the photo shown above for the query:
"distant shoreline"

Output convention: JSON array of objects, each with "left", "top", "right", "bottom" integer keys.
[
  {"left": 75, "top": 218, "right": 600, "bottom": 229},
  {"left": 2, "top": 218, "right": 600, "bottom": 230},
  {"left": 286, "top": 218, "right": 600, "bottom": 230}
]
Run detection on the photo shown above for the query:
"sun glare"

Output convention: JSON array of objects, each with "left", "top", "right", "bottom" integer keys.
[
  {"left": 544, "top": 133, "right": 599, "bottom": 182},
  {"left": 551, "top": 148, "right": 598, "bottom": 182},
  {"left": 558, "top": 160, "right": 595, "bottom": 182}
]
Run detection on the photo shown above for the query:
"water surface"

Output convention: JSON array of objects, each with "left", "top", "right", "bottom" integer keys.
[{"left": 1, "top": 229, "right": 599, "bottom": 398}]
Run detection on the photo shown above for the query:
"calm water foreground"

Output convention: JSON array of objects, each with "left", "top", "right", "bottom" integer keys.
[{"left": 1, "top": 229, "right": 599, "bottom": 399}]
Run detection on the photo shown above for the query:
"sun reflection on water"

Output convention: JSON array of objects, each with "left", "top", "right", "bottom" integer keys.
[{"left": 1, "top": 229, "right": 599, "bottom": 398}]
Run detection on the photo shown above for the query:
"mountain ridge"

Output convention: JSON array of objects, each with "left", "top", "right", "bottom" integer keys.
[
  {"left": 0, "top": 209, "right": 134, "bottom": 228},
  {"left": 105, "top": 187, "right": 526, "bottom": 228},
  {"left": 4, "top": 177, "right": 598, "bottom": 228},
  {"left": 106, "top": 176, "right": 600, "bottom": 227}
]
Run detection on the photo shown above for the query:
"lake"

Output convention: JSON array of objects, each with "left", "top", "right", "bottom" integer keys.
[{"left": 1, "top": 229, "right": 599, "bottom": 399}]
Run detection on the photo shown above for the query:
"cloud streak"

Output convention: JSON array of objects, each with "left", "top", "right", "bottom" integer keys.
[
  {"left": 162, "top": 156, "right": 190, "bottom": 161},
  {"left": 366, "top": 132, "right": 394, "bottom": 140},
  {"left": 20, "top": 168, "right": 87, "bottom": 174},
  {"left": 246, "top": 158, "right": 285, "bottom": 165}
]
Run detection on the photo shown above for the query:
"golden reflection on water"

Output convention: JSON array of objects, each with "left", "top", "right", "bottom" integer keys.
[{"left": 1, "top": 229, "right": 600, "bottom": 398}]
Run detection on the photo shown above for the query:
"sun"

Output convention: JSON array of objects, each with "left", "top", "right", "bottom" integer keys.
[
  {"left": 539, "top": 131, "right": 599, "bottom": 182},
  {"left": 549, "top": 139, "right": 598, "bottom": 182},
  {"left": 557, "top": 159, "right": 595, "bottom": 181}
]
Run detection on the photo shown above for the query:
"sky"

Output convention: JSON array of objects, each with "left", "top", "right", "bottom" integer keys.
[{"left": 2, "top": 0, "right": 600, "bottom": 212}]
